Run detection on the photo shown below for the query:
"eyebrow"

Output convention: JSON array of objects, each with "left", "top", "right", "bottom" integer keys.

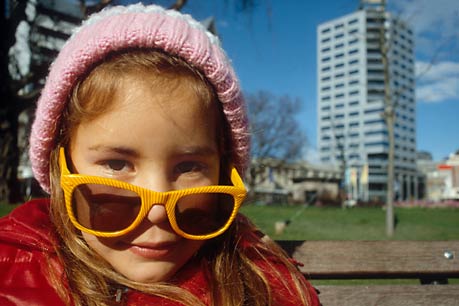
[
  {"left": 87, "top": 145, "right": 140, "bottom": 158},
  {"left": 174, "top": 145, "right": 219, "bottom": 157},
  {"left": 86, "top": 145, "right": 218, "bottom": 158}
]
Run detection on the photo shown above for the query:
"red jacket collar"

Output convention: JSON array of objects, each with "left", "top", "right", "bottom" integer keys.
[{"left": 0, "top": 198, "right": 56, "bottom": 252}]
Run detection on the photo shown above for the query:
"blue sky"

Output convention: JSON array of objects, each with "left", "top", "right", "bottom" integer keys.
[{"left": 117, "top": 0, "right": 459, "bottom": 162}]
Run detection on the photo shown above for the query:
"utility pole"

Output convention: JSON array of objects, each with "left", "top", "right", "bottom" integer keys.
[{"left": 378, "top": 0, "right": 395, "bottom": 237}]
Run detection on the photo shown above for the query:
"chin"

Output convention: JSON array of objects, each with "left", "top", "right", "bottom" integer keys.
[{"left": 119, "top": 261, "right": 179, "bottom": 283}]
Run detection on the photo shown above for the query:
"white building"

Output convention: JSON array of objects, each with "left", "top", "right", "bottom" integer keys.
[{"left": 317, "top": 1, "right": 417, "bottom": 202}]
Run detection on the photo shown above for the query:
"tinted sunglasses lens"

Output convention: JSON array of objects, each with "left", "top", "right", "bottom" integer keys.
[
  {"left": 72, "top": 184, "right": 141, "bottom": 233},
  {"left": 175, "top": 193, "right": 235, "bottom": 236}
]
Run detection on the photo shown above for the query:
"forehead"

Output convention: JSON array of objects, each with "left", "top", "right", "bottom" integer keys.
[
  {"left": 70, "top": 73, "right": 219, "bottom": 156},
  {"left": 117, "top": 73, "right": 215, "bottom": 118},
  {"left": 73, "top": 55, "right": 216, "bottom": 119}
]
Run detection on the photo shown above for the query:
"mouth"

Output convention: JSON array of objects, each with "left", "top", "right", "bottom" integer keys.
[{"left": 126, "top": 241, "right": 179, "bottom": 260}]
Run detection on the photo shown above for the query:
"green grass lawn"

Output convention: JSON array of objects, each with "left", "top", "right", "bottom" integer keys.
[
  {"left": 3, "top": 201, "right": 459, "bottom": 240},
  {"left": 0, "top": 203, "right": 20, "bottom": 217},
  {"left": 240, "top": 204, "right": 459, "bottom": 240}
]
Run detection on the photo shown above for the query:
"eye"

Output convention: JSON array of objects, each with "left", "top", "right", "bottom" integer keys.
[
  {"left": 175, "top": 161, "right": 205, "bottom": 174},
  {"left": 105, "top": 160, "right": 129, "bottom": 172}
]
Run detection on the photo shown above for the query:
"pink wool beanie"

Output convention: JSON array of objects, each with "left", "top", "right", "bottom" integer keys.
[{"left": 29, "top": 4, "right": 250, "bottom": 193}]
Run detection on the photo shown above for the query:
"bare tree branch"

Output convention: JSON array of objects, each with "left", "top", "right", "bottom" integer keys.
[
  {"left": 246, "top": 91, "right": 307, "bottom": 193},
  {"left": 79, "top": 0, "right": 113, "bottom": 17},
  {"left": 169, "top": 0, "right": 188, "bottom": 11}
]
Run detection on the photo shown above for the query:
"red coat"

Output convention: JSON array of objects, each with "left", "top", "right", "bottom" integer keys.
[{"left": 0, "top": 199, "right": 320, "bottom": 305}]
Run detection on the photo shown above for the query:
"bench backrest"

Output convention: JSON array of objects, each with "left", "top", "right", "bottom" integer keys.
[
  {"left": 276, "top": 240, "right": 459, "bottom": 281},
  {"left": 276, "top": 240, "right": 459, "bottom": 306}
]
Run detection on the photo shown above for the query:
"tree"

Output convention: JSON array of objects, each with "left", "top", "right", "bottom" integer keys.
[
  {"left": 245, "top": 91, "right": 307, "bottom": 194},
  {"left": 1, "top": 0, "right": 38, "bottom": 203},
  {"left": 1, "top": 0, "right": 118, "bottom": 203}
]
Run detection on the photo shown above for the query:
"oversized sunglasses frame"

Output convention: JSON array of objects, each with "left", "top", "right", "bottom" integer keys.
[{"left": 59, "top": 147, "right": 247, "bottom": 240}]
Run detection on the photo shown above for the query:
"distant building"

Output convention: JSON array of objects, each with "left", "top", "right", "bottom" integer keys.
[
  {"left": 316, "top": 0, "right": 417, "bottom": 202},
  {"left": 416, "top": 151, "right": 439, "bottom": 201},
  {"left": 417, "top": 150, "right": 459, "bottom": 201},
  {"left": 439, "top": 151, "right": 459, "bottom": 200},
  {"left": 249, "top": 158, "right": 341, "bottom": 205}
]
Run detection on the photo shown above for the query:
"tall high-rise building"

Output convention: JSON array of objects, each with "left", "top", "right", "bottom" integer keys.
[{"left": 317, "top": 1, "right": 418, "bottom": 202}]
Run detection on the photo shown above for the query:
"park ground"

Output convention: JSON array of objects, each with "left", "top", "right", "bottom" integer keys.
[
  {"left": 240, "top": 204, "right": 459, "bottom": 241},
  {"left": 3, "top": 202, "right": 458, "bottom": 241}
]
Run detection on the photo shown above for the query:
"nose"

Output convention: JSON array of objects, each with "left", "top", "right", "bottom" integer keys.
[
  {"left": 146, "top": 204, "right": 169, "bottom": 225},
  {"left": 134, "top": 171, "right": 172, "bottom": 226}
]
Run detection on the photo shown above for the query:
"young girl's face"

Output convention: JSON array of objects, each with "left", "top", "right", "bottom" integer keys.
[{"left": 68, "top": 73, "right": 220, "bottom": 282}]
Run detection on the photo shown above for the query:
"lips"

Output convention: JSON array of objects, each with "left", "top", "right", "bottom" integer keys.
[{"left": 127, "top": 241, "right": 178, "bottom": 259}]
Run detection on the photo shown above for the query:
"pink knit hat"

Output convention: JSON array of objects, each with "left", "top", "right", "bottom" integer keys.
[{"left": 29, "top": 4, "right": 250, "bottom": 193}]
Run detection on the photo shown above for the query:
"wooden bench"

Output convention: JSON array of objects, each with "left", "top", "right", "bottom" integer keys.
[{"left": 276, "top": 240, "right": 459, "bottom": 306}]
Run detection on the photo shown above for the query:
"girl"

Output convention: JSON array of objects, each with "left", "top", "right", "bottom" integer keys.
[{"left": 0, "top": 4, "right": 320, "bottom": 306}]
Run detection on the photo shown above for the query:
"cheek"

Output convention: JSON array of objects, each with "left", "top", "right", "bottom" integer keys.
[{"left": 81, "top": 232, "right": 120, "bottom": 256}]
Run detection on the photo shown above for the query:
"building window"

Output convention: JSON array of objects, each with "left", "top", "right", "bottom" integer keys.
[
  {"left": 368, "top": 58, "right": 381, "bottom": 65},
  {"left": 364, "top": 108, "right": 384, "bottom": 114},
  {"left": 349, "top": 79, "right": 359, "bottom": 85},
  {"left": 364, "top": 130, "right": 388, "bottom": 136},
  {"left": 349, "top": 153, "right": 360, "bottom": 159},
  {"left": 350, "top": 90, "right": 359, "bottom": 95},
  {"left": 349, "top": 59, "right": 359, "bottom": 65},
  {"left": 365, "top": 141, "right": 389, "bottom": 147},
  {"left": 349, "top": 143, "right": 359, "bottom": 148},
  {"left": 321, "top": 27, "right": 331, "bottom": 34},
  {"left": 364, "top": 119, "right": 385, "bottom": 125},
  {"left": 349, "top": 122, "right": 359, "bottom": 127},
  {"left": 349, "top": 28, "right": 358, "bottom": 34},
  {"left": 348, "top": 49, "right": 358, "bottom": 55},
  {"left": 349, "top": 38, "right": 359, "bottom": 44},
  {"left": 348, "top": 19, "right": 358, "bottom": 25}
]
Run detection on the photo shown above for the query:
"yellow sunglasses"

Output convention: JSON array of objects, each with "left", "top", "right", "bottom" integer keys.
[{"left": 59, "top": 148, "right": 247, "bottom": 240}]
